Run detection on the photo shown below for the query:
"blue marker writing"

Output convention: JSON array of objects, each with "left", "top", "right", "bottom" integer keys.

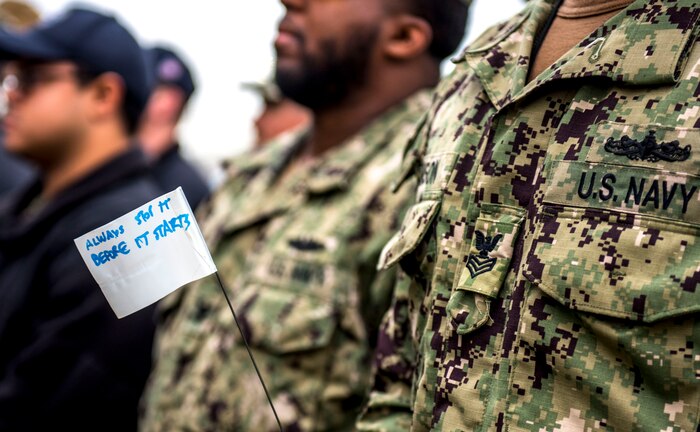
[
  {"left": 91, "top": 241, "right": 131, "bottom": 267},
  {"left": 135, "top": 205, "right": 154, "bottom": 225},
  {"left": 134, "top": 231, "right": 150, "bottom": 249},
  {"left": 153, "top": 214, "right": 191, "bottom": 241},
  {"left": 85, "top": 225, "right": 125, "bottom": 251},
  {"left": 158, "top": 198, "right": 172, "bottom": 213}
]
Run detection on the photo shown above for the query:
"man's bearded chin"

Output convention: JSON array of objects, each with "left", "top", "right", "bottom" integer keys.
[{"left": 275, "top": 27, "right": 379, "bottom": 111}]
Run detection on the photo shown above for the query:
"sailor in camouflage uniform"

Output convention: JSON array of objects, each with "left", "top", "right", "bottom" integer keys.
[
  {"left": 140, "top": 0, "right": 470, "bottom": 430},
  {"left": 360, "top": 0, "right": 700, "bottom": 430}
]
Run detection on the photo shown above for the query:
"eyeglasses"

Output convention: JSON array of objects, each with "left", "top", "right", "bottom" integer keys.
[{"left": 0, "top": 67, "right": 86, "bottom": 97}]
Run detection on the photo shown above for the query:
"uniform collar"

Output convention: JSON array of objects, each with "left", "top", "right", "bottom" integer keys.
[
  {"left": 211, "top": 128, "right": 308, "bottom": 238},
  {"left": 222, "top": 127, "right": 307, "bottom": 183},
  {"left": 213, "top": 90, "right": 432, "bottom": 238},
  {"left": 226, "top": 90, "right": 432, "bottom": 195},
  {"left": 458, "top": 0, "right": 700, "bottom": 111}
]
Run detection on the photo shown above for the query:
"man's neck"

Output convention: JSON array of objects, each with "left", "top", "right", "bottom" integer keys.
[
  {"left": 302, "top": 66, "right": 437, "bottom": 159},
  {"left": 41, "top": 133, "right": 130, "bottom": 199},
  {"left": 558, "top": 0, "right": 634, "bottom": 18},
  {"left": 305, "top": 97, "right": 387, "bottom": 158}
]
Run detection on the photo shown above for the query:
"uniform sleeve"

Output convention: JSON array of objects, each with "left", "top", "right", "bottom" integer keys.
[
  {"left": 355, "top": 175, "right": 415, "bottom": 342},
  {"left": 357, "top": 268, "right": 416, "bottom": 431},
  {"left": 357, "top": 114, "right": 432, "bottom": 431}
]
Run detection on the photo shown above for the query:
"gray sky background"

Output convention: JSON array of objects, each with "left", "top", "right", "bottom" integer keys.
[{"left": 28, "top": 0, "right": 524, "bottom": 166}]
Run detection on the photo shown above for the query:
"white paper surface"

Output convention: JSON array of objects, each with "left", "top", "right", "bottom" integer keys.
[{"left": 74, "top": 187, "right": 216, "bottom": 318}]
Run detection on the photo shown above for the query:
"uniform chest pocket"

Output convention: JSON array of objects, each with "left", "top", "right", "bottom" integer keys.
[
  {"left": 241, "top": 251, "right": 341, "bottom": 354},
  {"left": 524, "top": 205, "right": 700, "bottom": 322},
  {"left": 547, "top": 122, "right": 700, "bottom": 224},
  {"left": 237, "top": 286, "right": 336, "bottom": 354},
  {"left": 524, "top": 122, "right": 700, "bottom": 321}
]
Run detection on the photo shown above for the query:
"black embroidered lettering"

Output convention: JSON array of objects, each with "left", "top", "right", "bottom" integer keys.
[
  {"left": 642, "top": 180, "right": 660, "bottom": 209},
  {"left": 292, "top": 263, "right": 325, "bottom": 285},
  {"left": 661, "top": 181, "right": 678, "bottom": 210},
  {"left": 600, "top": 174, "right": 616, "bottom": 201},
  {"left": 577, "top": 171, "right": 596, "bottom": 199},
  {"left": 292, "top": 265, "right": 313, "bottom": 283},
  {"left": 680, "top": 184, "right": 697, "bottom": 214},
  {"left": 625, "top": 177, "right": 645, "bottom": 205}
]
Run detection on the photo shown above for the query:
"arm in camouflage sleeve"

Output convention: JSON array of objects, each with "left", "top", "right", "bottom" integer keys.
[
  {"left": 356, "top": 110, "right": 434, "bottom": 431},
  {"left": 356, "top": 267, "right": 416, "bottom": 431},
  {"left": 355, "top": 169, "right": 417, "bottom": 341}
]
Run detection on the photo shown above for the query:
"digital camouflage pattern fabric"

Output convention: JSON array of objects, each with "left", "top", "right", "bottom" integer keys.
[
  {"left": 359, "top": 0, "right": 700, "bottom": 430},
  {"left": 140, "top": 90, "right": 430, "bottom": 431}
]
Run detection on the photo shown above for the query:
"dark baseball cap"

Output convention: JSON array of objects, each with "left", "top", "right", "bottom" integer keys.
[
  {"left": 0, "top": 7, "right": 150, "bottom": 116},
  {"left": 144, "top": 46, "right": 195, "bottom": 101}
]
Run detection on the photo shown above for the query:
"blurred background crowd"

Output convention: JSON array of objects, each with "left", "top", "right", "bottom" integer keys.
[
  {"left": 0, "top": 0, "right": 520, "bottom": 430},
  {"left": 0, "top": 0, "right": 522, "bottom": 200}
]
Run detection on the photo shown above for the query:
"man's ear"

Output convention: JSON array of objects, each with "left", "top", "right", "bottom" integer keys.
[
  {"left": 380, "top": 15, "right": 432, "bottom": 61},
  {"left": 85, "top": 72, "right": 125, "bottom": 121}
]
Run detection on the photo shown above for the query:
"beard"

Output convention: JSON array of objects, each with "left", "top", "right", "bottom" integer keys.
[{"left": 275, "top": 25, "right": 379, "bottom": 111}]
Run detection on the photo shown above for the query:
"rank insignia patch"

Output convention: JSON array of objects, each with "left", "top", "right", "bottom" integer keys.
[{"left": 466, "top": 231, "right": 503, "bottom": 278}]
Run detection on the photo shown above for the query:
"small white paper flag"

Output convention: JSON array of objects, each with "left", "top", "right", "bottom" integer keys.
[{"left": 74, "top": 187, "right": 216, "bottom": 318}]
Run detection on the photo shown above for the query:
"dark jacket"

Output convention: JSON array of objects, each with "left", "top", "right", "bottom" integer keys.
[
  {"left": 0, "top": 147, "right": 34, "bottom": 199},
  {"left": 151, "top": 144, "right": 209, "bottom": 211},
  {"left": 0, "top": 149, "right": 162, "bottom": 431}
]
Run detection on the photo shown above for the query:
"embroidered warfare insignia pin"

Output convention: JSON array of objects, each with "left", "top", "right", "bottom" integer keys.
[
  {"left": 466, "top": 231, "right": 503, "bottom": 278},
  {"left": 604, "top": 130, "right": 691, "bottom": 163},
  {"left": 288, "top": 237, "right": 325, "bottom": 252}
]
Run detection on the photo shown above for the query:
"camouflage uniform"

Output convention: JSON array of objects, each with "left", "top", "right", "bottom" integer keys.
[
  {"left": 140, "top": 90, "right": 430, "bottom": 431},
  {"left": 359, "top": 1, "right": 700, "bottom": 430}
]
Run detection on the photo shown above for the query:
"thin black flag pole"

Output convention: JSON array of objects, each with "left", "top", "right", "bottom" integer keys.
[{"left": 214, "top": 271, "right": 283, "bottom": 432}]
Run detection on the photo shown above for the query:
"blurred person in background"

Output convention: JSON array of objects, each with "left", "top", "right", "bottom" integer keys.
[
  {"left": 242, "top": 77, "right": 311, "bottom": 149},
  {"left": 137, "top": 46, "right": 210, "bottom": 210},
  {"left": 0, "top": 0, "right": 37, "bottom": 28},
  {"left": 141, "top": 0, "right": 470, "bottom": 430},
  {"left": 0, "top": 0, "right": 39, "bottom": 199},
  {"left": 0, "top": 8, "right": 161, "bottom": 431}
]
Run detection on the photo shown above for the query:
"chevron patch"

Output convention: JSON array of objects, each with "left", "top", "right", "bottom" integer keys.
[{"left": 466, "top": 254, "right": 498, "bottom": 278}]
